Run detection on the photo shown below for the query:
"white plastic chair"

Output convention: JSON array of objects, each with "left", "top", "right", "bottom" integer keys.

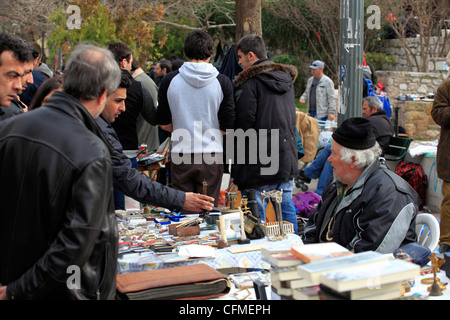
[{"left": 415, "top": 213, "right": 440, "bottom": 251}]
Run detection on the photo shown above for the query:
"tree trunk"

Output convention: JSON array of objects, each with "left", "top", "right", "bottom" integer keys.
[{"left": 235, "top": 0, "right": 262, "bottom": 43}]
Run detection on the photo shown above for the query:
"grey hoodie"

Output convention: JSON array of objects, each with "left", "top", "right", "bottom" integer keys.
[{"left": 157, "top": 62, "right": 235, "bottom": 155}]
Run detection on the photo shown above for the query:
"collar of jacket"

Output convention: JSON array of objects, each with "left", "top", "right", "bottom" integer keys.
[
  {"left": 333, "top": 159, "right": 380, "bottom": 212},
  {"left": 45, "top": 91, "right": 115, "bottom": 154},
  {"left": 233, "top": 59, "right": 298, "bottom": 88}
]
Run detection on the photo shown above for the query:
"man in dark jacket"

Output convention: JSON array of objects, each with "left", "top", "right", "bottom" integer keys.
[
  {"left": 362, "top": 96, "right": 394, "bottom": 154},
  {"left": 232, "top": 34, "right": 299, "bottom": 233},
  {"left": 107, "top": 42, "right": 158, "bottom": 210},
  {"left": 303, "top": 118, "right": 419, "bottom": 253},
  {"left": 97, "top": 73, "right": 215, "bottom": 213},
  {"left": 0, "top": 44, "right": 122, "bottom": 300}
]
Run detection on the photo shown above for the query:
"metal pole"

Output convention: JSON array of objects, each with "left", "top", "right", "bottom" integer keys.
[{"left": 338, "top": 0, "right": 364, "bottom": 125}]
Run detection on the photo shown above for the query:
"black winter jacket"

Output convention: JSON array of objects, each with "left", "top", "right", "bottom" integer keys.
[
  {"left": 0, "top": 91, "right": 118, "bottom": 300},
  {"left": 304, "top": 160, "right": 419, "bottom": 253},
  {"left": 232, "top": 59, "right": 298, "bottom": 189},
  {"left": 367, "top": 111, "right": 394, "bottom": 155}
]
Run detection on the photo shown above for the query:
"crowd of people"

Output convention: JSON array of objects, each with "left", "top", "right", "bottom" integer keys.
[{"left": 0, "top": 29, "right": 447, "bottom": 300}]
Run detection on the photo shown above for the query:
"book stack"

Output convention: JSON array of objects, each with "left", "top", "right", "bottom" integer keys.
[
  {"left": 317, "top": 258, "right": 421, "bottom": 300},
  {"left": 263, "top": 242, "right": 354, "bottom": 299},
  {"left": 264, "top": 243, "right": 421, "bottom": 300},
  {"left": 261, "top": 246, "right": 305, "bottom": 299}
]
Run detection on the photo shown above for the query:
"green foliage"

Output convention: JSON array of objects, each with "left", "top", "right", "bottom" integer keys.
[
  {"left": 47, "top": 3, "right": 116, "bottom": 59},
  {"left": 47, "top": 1, "right": 164, "bottom": 65},
  {"left": 365, "top": 52, "right": 396, "bottom": 72}
]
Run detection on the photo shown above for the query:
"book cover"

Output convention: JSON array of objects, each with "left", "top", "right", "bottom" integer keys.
[
  {"left": 290, "top": 242, "right": 353, "bottom": 264},
  {"left": 320, "top": 259, "right": 420, "bottom": 293},
  {"left": 261, "top": 247, "right": 303, "bottom": 267},
  {"left": 292, "top": 286, "right": 321, "bottom": 300},
  {"left": 319, "top": 281, "right": 402, "bottom": 300},
  {"left": 297, "top": 251, "right": 389, "bottom": 285},
  {"left": 271, "top": 266, "right": 302, "bottom": 281}
]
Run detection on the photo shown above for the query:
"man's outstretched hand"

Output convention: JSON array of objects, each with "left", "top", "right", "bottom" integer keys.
[{"left": 183, "top": 193, "right": 215, "bottom": 212}]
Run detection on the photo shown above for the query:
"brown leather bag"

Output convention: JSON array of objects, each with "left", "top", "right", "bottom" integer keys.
[{"left": 116, "top": 263, "right": 231, "bottom": 300}]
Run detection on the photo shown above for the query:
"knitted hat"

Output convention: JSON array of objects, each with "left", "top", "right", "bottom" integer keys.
[{"left": 332, "top": 117, "right": 376, "bottom": 150}]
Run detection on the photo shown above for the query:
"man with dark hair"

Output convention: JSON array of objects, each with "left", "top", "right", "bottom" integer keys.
[
  {"left": 107, "top": 41, "right": 157, "bottom": 209},
  {"left": 19, "top": 42, "right": 47, "bottom": 106},
  {"left": 233, "top": 34, "right": 299, "bottom": 233},
  {"left": 0, "top": 44, "right": 121, "bottom": 300},
  {"left": 0, "top": 53, "right": 34, "bottom": 120},
  {"left": 0, "top": 32, "right": 33, "bottom": 108},
  {"left": 303, "top": 118, "right": 419, "bottom": 253},
  {"left": 154, "top": 58, "right": 172, "bottom": 86},
  {"left": 157, "top": 30, "right": 235, "bottom": 211},
  {"left": 97, "top": 73, "right": 215, "bottom": 213}
]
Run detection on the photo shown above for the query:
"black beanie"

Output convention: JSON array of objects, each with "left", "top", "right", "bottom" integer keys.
[{"left": 332, "top": 117, "right": 376, "bottom": 150}]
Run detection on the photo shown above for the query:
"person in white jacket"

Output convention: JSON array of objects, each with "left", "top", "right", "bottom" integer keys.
[{"left": 300, "top": 60, "right": 336, "bottom": 121}]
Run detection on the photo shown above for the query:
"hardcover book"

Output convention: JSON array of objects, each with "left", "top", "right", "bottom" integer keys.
[
  {"left": 319, "top": 259, "right": 420, "bottom": 293},
  {"left": 297, "top": 251, "right": 389, "bottom": 285},
  {"left": 290, "top": 242, "right": 353, "bottom": 264}
]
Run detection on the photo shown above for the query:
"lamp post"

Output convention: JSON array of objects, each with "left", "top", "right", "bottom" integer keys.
[{"left": 338, "top": 0, "right": 364, "bottom": 125}]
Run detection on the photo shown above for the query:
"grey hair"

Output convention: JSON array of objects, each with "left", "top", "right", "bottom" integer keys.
[
  {"left": 363, "top": 96, "right": 383, "bottom": 111},
  {"left": 340, "top": 142, "right": 382, "bottom": 169},
  {"left": 63, "top": 44, "right": 121, "bottom": 101}
]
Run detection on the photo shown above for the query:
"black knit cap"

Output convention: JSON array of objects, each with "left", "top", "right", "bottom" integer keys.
[{"left": 332, "top": 117, "right": 376, "bottom": 150}]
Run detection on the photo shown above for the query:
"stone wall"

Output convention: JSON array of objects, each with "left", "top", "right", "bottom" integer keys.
[
  {"left": 378, "top": 37, "right": 449, "bottom": 72},
  {"left": 375, "top": 70, "right": 447, "bottom": 140}
]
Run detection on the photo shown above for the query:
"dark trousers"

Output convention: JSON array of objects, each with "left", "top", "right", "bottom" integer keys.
[{"left": 171, "top": 153, "right": 223, "bottom": 212}]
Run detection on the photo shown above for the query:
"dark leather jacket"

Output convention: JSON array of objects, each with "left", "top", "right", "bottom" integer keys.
[{"left": 0, "top": 91, "right": 118, "bottom": 300}]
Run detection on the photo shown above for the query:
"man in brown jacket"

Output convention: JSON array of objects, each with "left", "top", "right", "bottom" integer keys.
[{"left": 431, "top": 78, "right": 450, "bottom": 253}]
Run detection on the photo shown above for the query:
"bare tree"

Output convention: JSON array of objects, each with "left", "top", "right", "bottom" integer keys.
[
  {"left": 0, "top": 0, "right": 61, "bottom": 40},
  {"left": 267, "top": 0, "right": 341, "bottom": 79},
  {"left": 380, "top": 0, "right": 450, "bottom": 72}
]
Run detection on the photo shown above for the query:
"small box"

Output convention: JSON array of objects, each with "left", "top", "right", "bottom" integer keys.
[{"left": 168, "top": 223, "right": 200, "bottom": 236}]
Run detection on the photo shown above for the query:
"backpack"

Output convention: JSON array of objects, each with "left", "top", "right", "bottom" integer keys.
[{"left": 394, "top": 161, "right": 427, "bottom": 209}]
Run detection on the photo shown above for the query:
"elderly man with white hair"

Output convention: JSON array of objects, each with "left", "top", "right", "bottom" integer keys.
[{"left": 303, "top": 117, "right": 420, "bottom": 253}]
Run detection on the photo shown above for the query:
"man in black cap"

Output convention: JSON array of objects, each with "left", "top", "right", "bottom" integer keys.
[{"left": 303, "top": 117, "right": 419, "bottom": 253}]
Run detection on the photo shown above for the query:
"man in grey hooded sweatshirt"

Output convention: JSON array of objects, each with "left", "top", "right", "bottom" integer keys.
[{"left": 156, "top": 30, "right": 235, "bottom": 211}]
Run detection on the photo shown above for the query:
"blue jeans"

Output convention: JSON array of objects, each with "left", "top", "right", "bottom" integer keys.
[
  {"left": 309, "top": 110, "right": 328, "bottom": 122},
  {"left": 244, "top": 180, "right": 298, "bottom": 234},
  {"left": 114, "top": 157, "right": 137, "bottom": 210},
  {"left": 304, "top": 143, "right": 333, "bottom": 195}
]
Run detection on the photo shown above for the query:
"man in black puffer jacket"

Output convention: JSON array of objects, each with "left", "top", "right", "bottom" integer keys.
[
  {"left": 303, "top": 118, "right": 419, "bottom": 253},
  {"left": 0, "top": 45, "right": 121, "bottom": 300},
  {"left": 232, "top": 34, "right": 299, "bottom": 233}
]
